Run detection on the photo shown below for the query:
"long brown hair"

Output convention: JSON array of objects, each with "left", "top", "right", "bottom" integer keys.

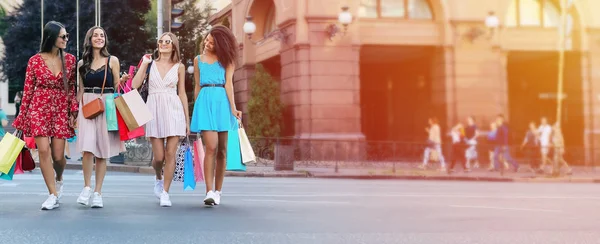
[
  {"left": 154, "top": 32, "right": 181, "bottom": 63},
  {"left": 207, "top": 25, "right": 238, "bottom": 67},
  {"left": 79, "top": 26, "right": 110, "bottom": 79}
]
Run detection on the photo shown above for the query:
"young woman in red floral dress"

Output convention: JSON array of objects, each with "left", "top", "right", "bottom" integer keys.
[{"left": 12, "top": 21, "right": 78, "bottom": 210}]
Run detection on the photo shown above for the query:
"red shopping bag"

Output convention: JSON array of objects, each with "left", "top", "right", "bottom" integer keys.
[
  {"left": 21, "top": 148, "right": 35, "bottom": 171},
  {"left": 14, "top": 153, "right": 24, "bottom": 174},
  {"left": 24, "top": 136, "right": 36, "bottom": 149},
  {"left": 193, "top": 138, "right": 205, "bottom": 182},
  {"left": 14, "top": 148, "right": 34, "bottom": 174},
  {"left": 117, "top": 108, "right": 145, "bottom": 141}
]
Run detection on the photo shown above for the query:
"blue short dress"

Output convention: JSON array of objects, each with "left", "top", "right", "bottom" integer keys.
[{"left": 190, "top": 55, "right": 237, "bottom": 133}]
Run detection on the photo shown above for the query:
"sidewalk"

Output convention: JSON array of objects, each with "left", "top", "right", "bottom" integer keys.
[{"left": 38, "top": 160, "right": 600, "bottom": 183}]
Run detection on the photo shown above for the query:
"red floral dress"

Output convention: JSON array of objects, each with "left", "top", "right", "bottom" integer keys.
[{"left": 12, "top": 53, "right": 78, "bottom": 139}]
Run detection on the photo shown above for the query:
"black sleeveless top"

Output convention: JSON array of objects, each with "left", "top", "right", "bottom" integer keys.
[{"left": 83, "top": 57, "right": 114, "bottom": 88}]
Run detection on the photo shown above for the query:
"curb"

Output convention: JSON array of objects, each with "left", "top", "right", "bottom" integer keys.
[
  {"left": 311, "top": 174, "right": 514, "bottom": 182},
  {"left": 35, "top": 163, "right": 600, "bottom": 183},
  {"left": 37, "top": 163, "right": 309, "bottom": 178}
]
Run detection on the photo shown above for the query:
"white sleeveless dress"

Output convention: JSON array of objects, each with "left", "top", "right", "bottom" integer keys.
[{"left": 145, "top": 62, "right": 186, "bottom": 138}]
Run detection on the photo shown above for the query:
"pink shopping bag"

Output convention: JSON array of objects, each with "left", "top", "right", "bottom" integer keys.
[{"left": 193, "top": 138, "right": 205, "bottom": 182}]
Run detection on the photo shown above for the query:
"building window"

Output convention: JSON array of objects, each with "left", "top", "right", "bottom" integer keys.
[
  {"left": 264, "top": 5, "right": 276, "bottom": 36},
  {"left": 506, "top": 0, "right": 573, "bottom": 28},
  {"left": 359, "top": 0, "right": 433, "bottom": 19}
]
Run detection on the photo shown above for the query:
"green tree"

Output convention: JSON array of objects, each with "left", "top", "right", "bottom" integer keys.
[
  {"left": 174, "top": 0, "right": 213, "bottom": 64},
  {"left": 144, "top": 0, "right": 157, "bottom": 41},
  {"left": 247, "top": 64, "right": 284, "bottom": 138},
  {"left": 0, "top": 5, "right": 8, "bottom": 37},
  {"left": 0, "top": 0, "right": 152, "bottom": 97},
  {"left": 220, "top": 17, "right": 230, "bottom": 29}
]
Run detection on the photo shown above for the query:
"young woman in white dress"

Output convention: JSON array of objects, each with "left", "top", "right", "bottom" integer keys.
[{"left": 131, "top": 32, "right": 190, "bottom": 207}]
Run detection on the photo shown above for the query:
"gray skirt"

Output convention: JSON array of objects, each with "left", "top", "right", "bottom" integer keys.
[{"left": 77, "top": 93, "right": 125, "bottom": 159}]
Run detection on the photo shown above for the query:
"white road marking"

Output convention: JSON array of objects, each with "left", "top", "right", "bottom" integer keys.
[
  {"left": 0, "top": 183, "right": 19, "bottom": 187},
  {"left": 242, "top": 199, "right": 351, "bottom": 205},
  {"left": 449, "top": 205, "right": 562, "bottom": 213}
]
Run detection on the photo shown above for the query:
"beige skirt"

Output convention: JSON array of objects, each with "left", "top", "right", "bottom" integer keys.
[{"left": 77, "top": 93, "right": 125, "bottom": 159}]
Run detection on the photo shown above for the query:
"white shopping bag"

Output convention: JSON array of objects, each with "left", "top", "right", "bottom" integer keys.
[
  {"left": 238, "top": 125, "right": 256, "bottom": 165},
  {"left": 115, "top": 89, "right": 153, "bottom": 130}
]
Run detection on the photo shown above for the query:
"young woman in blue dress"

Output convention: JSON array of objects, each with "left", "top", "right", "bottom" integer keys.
[{"left": 191, "top": 25, "right": 241, "bottom": 206}]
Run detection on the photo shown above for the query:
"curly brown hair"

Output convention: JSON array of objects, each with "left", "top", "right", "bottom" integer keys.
[{"left": 207, "top": 25, "right": 238, "bottom": 67}]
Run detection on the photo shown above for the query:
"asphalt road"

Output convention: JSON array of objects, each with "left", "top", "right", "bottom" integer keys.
[{"left": 1, "top": 169, "right": 600, "bottom": 244}]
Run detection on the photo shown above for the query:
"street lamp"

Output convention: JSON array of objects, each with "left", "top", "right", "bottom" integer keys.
[
  {"left": 485, "top": 11, "right": 499, "bottom": 39},
  {"left": 187, "top": 60, "right": 194, "bottom": 74},
  {"left": 243, "top": 16, "right": 291, "bottom": 44},
  {"left": 325, "top": 6, "right": 353, "bottom": 40},
  {"left": 242, "top": 16, "right": 256, "bottom": 39}
]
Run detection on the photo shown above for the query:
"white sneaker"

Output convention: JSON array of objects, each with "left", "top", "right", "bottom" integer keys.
[
  {"left": 77, "top": 186, "right": 92, "bottom": 205},
  {"left": 160, "top": 191, "right": 172, "bottom": 207},
  {"left": 214, "top": 191, "right": 221, "bottom": 205},
  {"left": 91, "top": 192, "right": 103, "bottom": 208},
  {"left": 41, "top": 194, "right": 59, "bottom": 210},
  {"left": 154, "top": 179, "right": 164, "bottom": 199},
  {"left": 204, "top": 191, "right": 216, "bottom": 206},
  {"left": 55, "top": 181, "right": 64, "bottom": 200}
]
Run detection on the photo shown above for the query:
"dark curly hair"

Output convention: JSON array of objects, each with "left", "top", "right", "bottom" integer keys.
[{"left": 207, "top": 25, "right": 238, "bottom": 67}]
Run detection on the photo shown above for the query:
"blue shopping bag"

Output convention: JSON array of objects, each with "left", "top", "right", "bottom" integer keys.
[
  {"left": 183, "top": 139, "right": 196, "bottom": 191},
  {"left": 0, "top": 161, "right": 16, "bottom": 181},
  {"left": 226, "top": 120, "right": 246, "bottom": 172},
  {"left": 105, "top": 94, "right": 119, "bottom": 131}
]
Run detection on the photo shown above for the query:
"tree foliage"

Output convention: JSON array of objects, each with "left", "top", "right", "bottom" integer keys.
[
  {"left": 144, "top": 0, "right": 158, "bottom": 41},
  {"left": 174, "top": 0, "right": 213, "bottom": 64},
  {"left": 0, "top": 5, "right": 8, "bottom": 37},
  {"left": 247, "top": 64, "right": 284, "bottom": 138},
  {"left": 220, "top": 17, "right": 230, "bottom": 29},
  {"left": 0, "top": 0, "right": 152, "bottom": 98}
]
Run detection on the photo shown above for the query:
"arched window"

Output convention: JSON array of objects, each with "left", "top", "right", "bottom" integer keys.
[
  {"left": 506, "top": 0, "right": 573, "bottom": 28},
  {"left": 264, "top": 5, "right": 276, "bottom": 36},
  {"left": 359, "top": 0, "right": 433, "bottom": 19}
]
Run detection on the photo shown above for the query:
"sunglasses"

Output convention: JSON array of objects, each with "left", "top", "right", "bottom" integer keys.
[
  {"left": 59, "top": 33, "right": 69, "bottom": 40},
  {"left": 158, "top": 39, "right": 172, "bottom": 45}
]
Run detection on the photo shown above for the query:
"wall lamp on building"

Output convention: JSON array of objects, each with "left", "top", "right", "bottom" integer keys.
[
  {"left": 187, "top": 60, "right": 194, "bottom": 74},
  {"left": 463, "top": 11, "right": 499, "bottom": 43},
  {"left": 243, "top": 16, "right": 291, "bottom": 44},
  {"left": 325, "top": 6, "right": 353, "bottom": 40}
]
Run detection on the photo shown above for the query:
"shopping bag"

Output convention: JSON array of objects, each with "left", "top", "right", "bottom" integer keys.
[
  {"left": 0, "top": 162, "right": 16, "bottom": 181},
  {"left": 24, "top": 136, "right": 36, "bottom": 149},
  {"left": 14, "top": 153, "right": 24, "bottom": 174},
  {"left": 0, "top": 131, "right": 25, "bottom": 174},
  {"left": 238, "top": 124, "right": 256, "bottom": 165},
  {"left": 114, "top": 89, "right": 152, "bottom": 131},
  {"left": 116, "top": 107, "right": 145, "bottom": 141},
  {"left": 183, "top": 140, "right": 196, "bottom": 191},
  {"left": 122, "top": 66, "right": 136, "bottom": 93},
  {"left": 21, "top": 148, "right": 35, "bottom": 171},
  {"left": 193, "top": 136, "right": 205, "bottom": 182},
  {"left": 173, "top": 140, "right": 187, "bottom": 182},
  {"left": 105, "top": 94, "right": 119, "bottom": 131},
  {"left": 226, "top": 124, "right": 246, "bottom": 172}
]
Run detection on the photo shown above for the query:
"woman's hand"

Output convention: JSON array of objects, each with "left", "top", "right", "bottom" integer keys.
[
  {"left": 232, "top": 110, "right": 242, "bottom": 120},
  {"left": 120, "top": 73, "right": 130, "bottom": 83},
  {"left": 186, "top": 125, "right": 191, "bottom": 136},
  {"left": 69, "top": 113, "right": 77, "bottom": 129},
  {"left": 142, "top": 54, "right": 152, "bottom": 64}
]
